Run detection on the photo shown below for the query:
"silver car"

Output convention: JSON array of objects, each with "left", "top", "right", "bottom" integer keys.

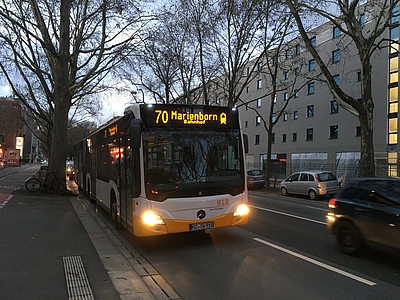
[
  {"left": 247, "top": 169, "right": 266, "bottom": 189},
  {"left": 280, "top": 170, "right": 339, "bottom": 200}
]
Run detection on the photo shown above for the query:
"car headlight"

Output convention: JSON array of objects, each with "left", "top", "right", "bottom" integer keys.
[
  {"left": 326, "top": 213, "right": 336, "bottom": 223},
  {"left": 140, "top": 211, "right": 165, "bottom": 225},
  {"left": 234, "top": 204, "right": 249, "bottom": 217}
]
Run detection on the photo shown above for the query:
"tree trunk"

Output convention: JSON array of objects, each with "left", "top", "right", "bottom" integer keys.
[
  {"left": 265, "top": 130, "right": 273, "bottom": 190},
  {"left": 359, "top": 109, "right": 375, "bottom": 177},
  {"left": 49, "top": 93, "right": 70, "bottom": 177},
  {"left": 48, "top": 0, "right": 72, "bottom": 178},
  {"left": 359, "top": 60, "right": 375, "bottom": 177}
]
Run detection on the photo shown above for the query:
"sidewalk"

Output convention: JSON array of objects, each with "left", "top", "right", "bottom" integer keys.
[{"left": 0, "top": 165, "right": 180, "bottom": 300}]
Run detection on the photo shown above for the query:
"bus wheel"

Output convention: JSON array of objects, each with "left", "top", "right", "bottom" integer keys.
[{"left": 111, "top": 200, "right": 122, "bottom": 230}]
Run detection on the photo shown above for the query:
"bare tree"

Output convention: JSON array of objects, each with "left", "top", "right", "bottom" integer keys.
[
  {"left": 123, "top": 2, "right": 217, "bottom": 105},
  {"left": 235, "top": 3, "right": 310, "bottom": 188},
  {"left": 285, "top": 0, "right": 400, "bottom": 177},
  {"left": 67, "top": 121, "right": 98, "bottom": 159},
  {"left": 208, "top": 0, "right": 269, "bottom": 108},
  {"left": 176, "top": 0, "right": 220, "bottom": 105},
  {"left": 0, "top": 0, "right": 145, "bottom": 177}
]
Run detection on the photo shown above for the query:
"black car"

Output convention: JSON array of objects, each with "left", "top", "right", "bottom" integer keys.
[{"left": 326, "top": 177, "right": 400, "bottom": 256}]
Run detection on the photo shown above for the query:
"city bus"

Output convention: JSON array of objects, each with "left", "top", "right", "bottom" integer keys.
[{"left": 74, "top": 103, "right": 249, "bottom": 237}]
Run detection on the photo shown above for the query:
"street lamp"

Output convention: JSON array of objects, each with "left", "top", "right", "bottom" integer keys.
[{"left": 130, "top": 89, "right": 145, "bottom": 103}]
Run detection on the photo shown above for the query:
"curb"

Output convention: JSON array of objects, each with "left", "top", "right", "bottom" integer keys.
[{"left": 71, "top": 195, "right": 182, "bottom": 300}]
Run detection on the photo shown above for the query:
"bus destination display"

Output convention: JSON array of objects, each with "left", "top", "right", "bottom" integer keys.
[{"left": 142, "top": 104, "right": 238, "bottom": 128}]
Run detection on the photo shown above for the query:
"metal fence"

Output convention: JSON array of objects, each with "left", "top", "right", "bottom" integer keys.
[{"left": 246, "top": 161, "right": 398, "bottom": 181}]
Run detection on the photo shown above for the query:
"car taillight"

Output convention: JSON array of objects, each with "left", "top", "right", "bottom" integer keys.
[
  {"left": 328, "top": 198, "right": 337, "bottom": 209},
  {"left": 315, "top": 174, "right": 320, "bottom": 182}
]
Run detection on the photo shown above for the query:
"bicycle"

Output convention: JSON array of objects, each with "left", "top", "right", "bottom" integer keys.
[{"left": 25, "top": 170, "right": 67, "bottom": 193}]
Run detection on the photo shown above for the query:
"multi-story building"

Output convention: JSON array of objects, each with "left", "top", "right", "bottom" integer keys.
[
  {"left": 0, "top": 97, "right": 36, "bottom": 163},
  {"left": 205, "top": 2, "right": 399, "bottom": 179}
]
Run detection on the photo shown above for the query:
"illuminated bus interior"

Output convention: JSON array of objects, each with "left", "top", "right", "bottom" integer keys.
[{"left": 143, "top": 127, "right": 244, "bottom": 201}]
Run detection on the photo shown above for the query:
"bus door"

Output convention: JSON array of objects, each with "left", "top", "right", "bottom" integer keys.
[{"left": 119, "top": 136, "right": 133, "bottom": 228}]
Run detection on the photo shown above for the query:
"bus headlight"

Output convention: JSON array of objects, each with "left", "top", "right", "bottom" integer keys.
[
  {"left": 234, "top": 204, "right": 249, "bottom": 217},
  {"left": 140, "top": 211, "right": 165, "bottom": 225}
]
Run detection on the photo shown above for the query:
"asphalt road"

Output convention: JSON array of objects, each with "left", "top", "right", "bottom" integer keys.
[
  {"left": 120, "top": 191, "right": 400, "bottom": 300},
  {"left": 6, "top": 165, "right": 398, "bottom": 300}
]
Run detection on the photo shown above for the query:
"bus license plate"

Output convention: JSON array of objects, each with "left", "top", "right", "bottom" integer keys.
[{"left": 189, "top": 222, "right": 214, "bottom": 231}]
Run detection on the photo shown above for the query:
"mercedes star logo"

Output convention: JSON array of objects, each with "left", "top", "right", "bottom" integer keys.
[{"left": 197, "top": 209, "right": 206, "bottom": 220}]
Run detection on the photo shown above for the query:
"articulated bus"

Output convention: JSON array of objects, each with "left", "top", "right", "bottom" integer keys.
[{"left": 74, "top": 103, "right": 249, "bottom": 237}]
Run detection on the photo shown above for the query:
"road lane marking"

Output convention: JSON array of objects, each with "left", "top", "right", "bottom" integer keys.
[
  {"left": 0, "top": 194, "right": 12, "bottom": 210},
  {"left": 253, "top": 237, "right": 376, "bottom": 286},
  {"left": 250, "top": 205, "right": 326, "bottom": 225},
  {"left": 305, "top": 205, "right": 327, "bottom": 211}
]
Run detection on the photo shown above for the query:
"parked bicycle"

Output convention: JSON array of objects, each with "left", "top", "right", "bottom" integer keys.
[{"left": 25, "top": 170, "right": 67, "bottom": 193}]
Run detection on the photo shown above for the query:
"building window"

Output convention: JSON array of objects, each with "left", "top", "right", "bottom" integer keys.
[
  {"left": 332, "top": 49, "right": 341, "bottom": 63},
  {"left": 306, "top": 105, "right": 314, "bottom": 118},
  {"left": 389, "top": 86, "right": 399, "bottom": 113},
  {"left": 356, "top": 126, "right": 361, "bottom": 137},
  {"left": 272, "top": 113, "right": 276, "bottom": 122},
  {"left": 333, "top": 27, "right": 341, "bottom": 38},
  {"left": 391, "top": 4, "right": 399, "bottom": 24},
  {"left": 329, "top": 125, "right": 339, "bottom": 139},
  {"left": 246, "top": 86, "right": 249, "bottom": 93},
  {"left": 255, "top": 135, "right": 260, "bottom": 145},
  {"left": 282, "top": 134, "right": 287, "bottom": 143},
  {"left": 308, "top": 82, "right": 315, "bottom": 95},
  {"left": 258, "top": 61, "right": 263, "bottom": 71},
  {"left": 390, "top": 56, "right": 398, "bottom": 84},
  {"left": 357, "top": 71, "right": 362, "bottom": 82},
  {"left": 283, "top": 92, "right": 288, "bottom": 100},
  {"left": 390, "top": 27, "right": 399, "bottom": 53},
  {"left": 330, "top": 100, "right": 339, "bottom": 114},
  {"left": 284, "top": 71, "right": 289, "bottom": 80},
  {"left": 294, "top": 90, "right": 299, "bottom": 98},
  {"left": 295, "top": 44, "right": 301, "bottom": 55},
  {"left": 309, "top": 59, "right": 316, "bottom": 71},
  {"left": 245, "top": 121, "right": 248, "bottom": 128},
  {"left": 306, "top": 128, "right": 313, "bottom": 141},
  {"left": 256, "top": 116, "right": 261, "bottom": 126},
  {"left": 293, "top": 111, "right": 298, "bottom": 120},
  {"left": 388, "top": 152, "right": 398, "bottom": 177},
  {"left": 257, "top": 98, "right": 262, "bottom": 107},
  {"left": 310, "top": 36, "right": 316, "bottom": 47},
  {"left": 257, "top": 79, "right": 262, "bottom": 89},
  {"left": 333, "top": 74, "right": 340, "bottom": 85},
  {"left": 282, "top": 113, "right": 288, "bottom": 121},
  {"left": 285, "top": 49, "right": 290, "bottom": 59},
  {"left": 295, "top": 67, "right": 300, "bottom": 75},
  {"left": 359, "top": 14, "right": 365, "bottom": 26},
  {"left": 247, "top": 67, "right": 250, "bottom": 76},
  {"left": 389, "top": 118, "right": 398, "bottom": 144},
  {"left": 292, "top": 132, "right": 297, "bottom": 142}
]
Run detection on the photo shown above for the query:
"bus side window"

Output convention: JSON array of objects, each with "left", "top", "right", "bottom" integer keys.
[{"left": 132, "top": 148, "right": 141, "bottom": 198}]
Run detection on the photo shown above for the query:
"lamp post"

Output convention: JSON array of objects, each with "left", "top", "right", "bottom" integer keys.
[{"left": 130, "top": 89, "right": 145, "bottom": 103}]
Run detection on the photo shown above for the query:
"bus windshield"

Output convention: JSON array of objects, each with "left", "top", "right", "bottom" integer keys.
[{"left": 143, "top": 128, "right": 244, "bottom": 201}]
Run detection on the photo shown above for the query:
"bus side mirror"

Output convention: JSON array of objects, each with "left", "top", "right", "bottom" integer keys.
[
  {"left": 130, "top": 119, "right": 143, "bottom": 148},
  {"left": 243, "top": 134, "right": 248, "bottom": 154}
]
